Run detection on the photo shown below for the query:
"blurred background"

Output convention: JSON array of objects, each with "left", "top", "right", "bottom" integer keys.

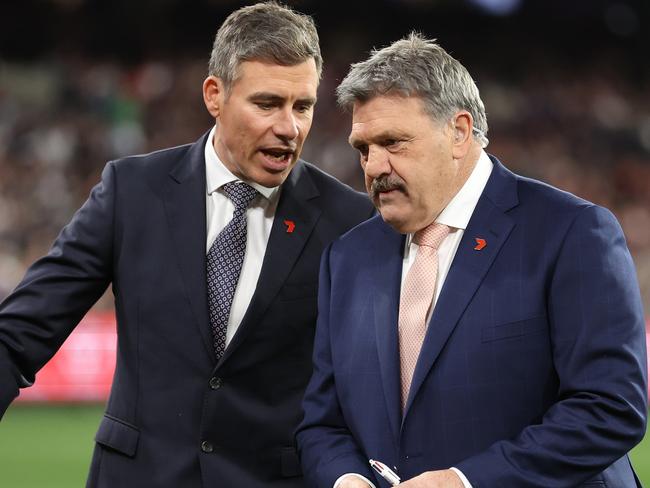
[{"left": 0, "top": 0, "right": 649, "bottom": 486}]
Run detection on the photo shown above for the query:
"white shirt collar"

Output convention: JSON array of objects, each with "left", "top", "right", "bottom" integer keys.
[
  {"left": 204, "top": 125, "right": 279, "bottom": 201},
  {"left": 406, "top": 150, "right": 493, "bottom": 245},
  {"left": 435, "top": 149, "right": 493, "bottom": 231}
]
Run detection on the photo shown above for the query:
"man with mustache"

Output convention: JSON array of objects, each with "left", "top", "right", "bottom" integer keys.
[
  {"left": 297, "top": 34, "right": 647, "bottom": 488},
  {"left": 0, "top": 3, "right": 373, "bottom": 487}
]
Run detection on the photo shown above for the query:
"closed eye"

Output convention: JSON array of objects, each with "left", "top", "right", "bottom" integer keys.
[
  {"left": 353, "top": 144, "right": 368, "bottom": 158},
  {"left": 294, "top": 102, "right": 314, "bottom": 114},
  {"left": 249, "top": 92, "right": 284, "bottom": 111},
  {"left": 255, "top": 101, "right": 276, "bottom": 111},
  {"left": 382, "top": 138, "right": 404, "bottom": 149}
]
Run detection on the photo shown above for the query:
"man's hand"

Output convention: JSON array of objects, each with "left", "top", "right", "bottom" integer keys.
[
  {"left": 336, "top": 474, "right": 374, "bottom": 488},
  {"left": 396, "top": 469, "right": 464, "bottom": 487}
]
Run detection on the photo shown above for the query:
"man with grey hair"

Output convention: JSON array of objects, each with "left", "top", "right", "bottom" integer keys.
[
  {"left": 0, "top": 2, "right": 372, "bottom": 487},
  {"left": 297, "top": 33, "right": 647, "bottom": 488}
]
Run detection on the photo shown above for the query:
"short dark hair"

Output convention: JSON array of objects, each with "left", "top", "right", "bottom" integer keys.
[{"left": 208, "top": 2, "right": 322, "bottom": 90}]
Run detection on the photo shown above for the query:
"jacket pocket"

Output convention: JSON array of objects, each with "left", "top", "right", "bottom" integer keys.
[
  {"left": 94, "top": 414, "right": 140, "bottom": 457},
  {"left": 481, "top": 315, "right": 547, "bottom": 343}
]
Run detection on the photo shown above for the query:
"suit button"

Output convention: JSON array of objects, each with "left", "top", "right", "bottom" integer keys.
[
  {"left": 201, "top": 441, "right": 213, "bottom": 453},
  {"left": 209, "top": 377, "right": 222, "bottom": 390}
]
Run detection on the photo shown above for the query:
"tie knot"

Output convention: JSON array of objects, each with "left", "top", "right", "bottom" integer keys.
[
  {"left": 222, "top": 182, "right": 258, "bottom": 210},
  {"left": 414, "top": 222, "right": 450, "bottom": 249}
]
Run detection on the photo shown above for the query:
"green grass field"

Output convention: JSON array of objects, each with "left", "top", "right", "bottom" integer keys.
[{"left": 0, "top": 404, "right": 648, "bottom": 487}]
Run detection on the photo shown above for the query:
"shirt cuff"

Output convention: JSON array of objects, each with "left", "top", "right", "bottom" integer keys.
[
  {"left": 333, "top": 473, "right": 377, "bottom": 488},
  {"left": 450, "top": 467, "right": 473, "bottom": 488}
]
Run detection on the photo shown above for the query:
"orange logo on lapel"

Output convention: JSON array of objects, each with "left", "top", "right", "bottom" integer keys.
[
  {"left": 284, "top": 220, "right": 296, "bottom": 233},
  {"left": 474, "top": 238, "right": 487, "bottom": 251}
]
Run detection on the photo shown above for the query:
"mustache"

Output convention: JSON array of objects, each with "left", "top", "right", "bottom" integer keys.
[{"left": 370, "top": 175, "right": 407, "bottom": 199}]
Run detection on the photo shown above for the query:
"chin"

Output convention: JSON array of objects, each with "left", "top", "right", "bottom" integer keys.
[
  {"left": 379, "top": 212, "right": 408, "bottom": 234},
  {"left": 256, "top": 171, "right": 291, "bottom": 188}
]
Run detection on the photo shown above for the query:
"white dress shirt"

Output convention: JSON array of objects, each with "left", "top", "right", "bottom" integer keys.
[
  {"left": 401, "top": 150, "right": 493, "bottom": 310},
  {"left": 204, "top": 126, "right": 281, "bottom": 347},
  {"left": 334, "top": 150, "right": 493, "bottom": 488}
]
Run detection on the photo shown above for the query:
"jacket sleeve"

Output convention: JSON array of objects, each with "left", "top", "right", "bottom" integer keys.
[
  {"left": 0, "top": 162, "right": 116, "bottom": 418},
  {"left": 296, "top": 243, "right": 376, "bottom": 488},
  {"left": 455, "top": 205, "right": 648, "bottom": 487}
]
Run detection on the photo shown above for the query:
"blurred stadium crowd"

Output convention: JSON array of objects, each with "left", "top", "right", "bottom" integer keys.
[{"left": 0, "top": 0, "right": 649, "bottom": 317}]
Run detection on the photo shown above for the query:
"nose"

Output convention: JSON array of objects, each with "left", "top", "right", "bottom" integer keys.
[
  {"left": 273, "top": 108, "right": 299, "bottom": 141},
  {"left": 364, "top": 146, "right": 391, "bottom": 178}
]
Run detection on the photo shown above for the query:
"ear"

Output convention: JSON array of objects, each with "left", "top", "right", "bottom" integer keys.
[
  {"left": 451, "top": 111, "right": 474, "bottom": 160},
  {"left": 203, "top": 75, "right": 225, "bottom": 119}
]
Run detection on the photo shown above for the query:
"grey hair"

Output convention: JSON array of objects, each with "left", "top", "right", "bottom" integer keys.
[
  {"left": 337, "top": 33, "right": 489, "bottom": 147},
  {"left": 208, "top": 2, "right": 322, "bottom": 90}
]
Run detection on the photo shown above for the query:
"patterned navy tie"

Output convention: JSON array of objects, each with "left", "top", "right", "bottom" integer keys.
[{"left": 206, "top": 181, "right": 259, "bottom": 359}]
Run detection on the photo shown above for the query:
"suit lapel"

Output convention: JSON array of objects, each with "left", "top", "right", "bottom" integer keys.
[
  {"left": 404, "top": 158, "right": 518, "bottom": 416},
  {"left": 373, "top": 221, "right": 405, "bottom": 444},
  {"left": 163, "top": 132, "right": 215, "bottom": 361},
  {"left": 220, "top": 161, "right": 322, "bottom": 363}
]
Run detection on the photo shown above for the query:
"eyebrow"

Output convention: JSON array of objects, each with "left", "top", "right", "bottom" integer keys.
[
  {"left": 248, "top": 92, "right": 317, "bottom": 106},
  {"left": 348, "top": 136, "right": 365, "bottom": 149},
  {"left": 349, "top": 130, "right": 408, "bottom": 148}
]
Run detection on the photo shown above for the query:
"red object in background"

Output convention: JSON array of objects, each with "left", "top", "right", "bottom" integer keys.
[
  {"left": 16, "top": 311, "right": 116, "bottom": 402},
  {"left": 12, "top": 315, "right": 650, "bottom": 402}
]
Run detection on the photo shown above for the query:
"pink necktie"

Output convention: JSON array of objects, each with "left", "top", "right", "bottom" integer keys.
[{"left": 399, "top": 222, "right": 450, "bottom": 410}]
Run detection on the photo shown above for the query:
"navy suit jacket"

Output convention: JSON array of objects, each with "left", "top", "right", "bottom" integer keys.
[
  {"left": 0, "top": 132, "right": 374, "bottom": 487},
  {"left": 297, "top": 157, "right": 648, "bottom": 488}
]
